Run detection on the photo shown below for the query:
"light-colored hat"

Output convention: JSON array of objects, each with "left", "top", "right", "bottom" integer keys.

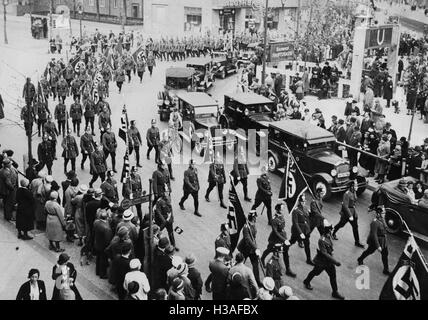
[
  {"left": 94, "top": 188, "right": 103, "bottom": 197},
  {"left": 45, "top": 175, "right": 54, "bottom": 183},
  {"left": 279, "top": 286, "right": 293, "bottom": 298},
  {"left": 216, "top": 247, "right": 229, "bottom": 256},
  {"left": 129, "top": 258, "right": 142, "bottom": 270},
  {"left": 123, "top": 209, "right": 134, "bottom": 221},
  {"left": 78, "top": 184, "right": 88, "bottom": 194},
  {"left": 38, "top": 170, "right": 47, "bottom": 178},
  {"left": 171, "top": 256, "right": 183, "bottom": 268},
  {"left": 263, "top": 277, "right": 275, "bottom": 291}
]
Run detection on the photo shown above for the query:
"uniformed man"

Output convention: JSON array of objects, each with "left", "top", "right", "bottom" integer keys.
[
  {"left": 179, "top": 159, "right": 201, "bottom": 217},
  {"left": 357, "top": 206, "right": 390, "bottom": 275},
  {"left": 64, "top": 63, "right": 75, "bottom": 87},
  {"left": 35, "top": 98, "right": 50, "bottom": 137},
  {"left": 61, "top": 129, "right": 79, "bottom": 173},
  {"left": 114, "top": 65, "right": 126, "bottom": 93},
  {"left": 251, "top": 165, "right": 272, "bottom": 224},
  {"left": 265, "top": 244, "right": 284, "bottom": 291},
  {"left": 89, "top": 142, "right": 107, "bottom": 187},
  {"left": 303, "top": 219, "right": 345, "bottom": 300},
  {"left": 332, "top": 181, "right": 365, "bottom": 248},
  {"left": 155, "top": 194, "right": 178, "bottom": 251},
  {"left": 101, "top": 65, "right": 112, "bottom": 97},
  {"left": 237, "top": 210, "right": 262, "bottom": 286},
  {"left": 310, "top": 188, "right": 326, "bottom": 236},
  {"left": 136, "top": 57, "right": 146, "bottom": 83},
  {"left": 43, "top": 114, "right": 58, "bottom": 157},
  {"left": 214, "top": 223, "right": 231, "bottom": 255},
  {"left": 122, "top": 166, "right": 143, "bottom": 221},
  {"left": 128, "top": 120, "right": 142, "bottom": 167},
  {"left": 232, "top": 148, "right": 251, "bottom": 202},
  {"left": 260, "top": 203, "right": 296, "bottom": 278},
  {"left": 22, "top": 77, "right": 36, "bottom": 107},
  {"left": 100, "top": 170, "right": 119, "bottom": 204},
  {"left": 158, "top": 134, "right": 174, "bottom": 180},
  {"left": 102, "top": 126, "right": 117, "bottom": 172},
  {"left": 289, "top": 195, "right": 313, "bottom": 265},
  {"left": 146, "top": 119, "right": 160, "bottom": 162},
  {"left": 205, "top": 153, "right": 227, "bottom": 209},
  {"left": 70, "top": 96, "right": 83, "bottom": 137},
  {"left": 152, "top": 161, "right": 171, "bottom": 204},
  {"left": 83, "top": 95, "right": 96, "bottom": 135},
  {"left": 39, "top": 75, "right": 50, "bottom": 102},
  {"left": 0, "top": 158, "right": 18, "bottom": 221},
  {"left": 49, "top": 68, "right": 59, "bottom": 101},
  {"left": 80, "top": 128, "right": 95, "bottom": 170},
  {"left": 37, "top": 134, "right": 56, "bottom": 175},
  {"left": 97, "top": 78, "right": 108, "bottom": 101},
  {"left": 20, "top": 103, "right": 36, "bottom": 137},
  {"left": 54, "top": 101, "right": 67, "bottom": 137},
  {"left": 57, "top": 75, "right": 69, "bottom": 104}
]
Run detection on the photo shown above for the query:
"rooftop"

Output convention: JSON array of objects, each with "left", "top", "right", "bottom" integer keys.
[
  {"left": 270, "top": 120, "right": 336, "bottom": 142},
  {"left": 225, "top": 92, "right": 274, "bottom": 105}
]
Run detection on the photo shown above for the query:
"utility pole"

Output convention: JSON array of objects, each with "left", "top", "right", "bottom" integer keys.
[
  {"left": 49, "top": 0, "right": 53, "bottom": 53},
  {"left": 296, "top": 0, "right": 301, "bottom": 40},
  {"left": 261, "top": 0, "right": 269, "bottom": 85},
  {"left": 3, "top": 0, "right": 8, "bottom": 45},
  {"left": 148, "top": 179, "right": 154, "bottom": 286}
]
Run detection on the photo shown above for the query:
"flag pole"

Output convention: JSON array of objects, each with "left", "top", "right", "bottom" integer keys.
[
  {"left": 401, "top": 219, "right": 428, "bottom": 271},
  {"left": 243, "top": 216, "right": 266, "bottom": 277}
]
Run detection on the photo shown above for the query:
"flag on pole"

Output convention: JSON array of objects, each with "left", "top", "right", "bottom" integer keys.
[
  {"left": 132, "top": 45, "right": 145, "bottom": 62},
  {"left": 279, "top": 151, "right": 308, "bottom": 214},
  {"left": 379, "top": 236, "right": 428, "bottom": 300},
  {"left": 119, "top": 106, "right": 129, "bottom": 143},
  {"left": 227, "top": 175, "right": 247, "bottom": 253},
  {"left": 121, "top": 150, "right": 130, "bottom": 184}
]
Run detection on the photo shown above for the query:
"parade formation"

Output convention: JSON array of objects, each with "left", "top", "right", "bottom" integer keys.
[{"left": 1, "top": 0, "right": 428, "bottom": 302}]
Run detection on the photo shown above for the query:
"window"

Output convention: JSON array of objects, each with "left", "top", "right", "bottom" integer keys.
[
  {"left": 184, "top": 7, "right": 202, "bottom": 31},
  {"left": 113, "top": 0, "right": 118, "bottom": 8},
  {"left": 88, "top": 0, "right": 94, "bottom": 6},
  {"left": 99, "top": 0, "right": 105, "bottom": 8}
]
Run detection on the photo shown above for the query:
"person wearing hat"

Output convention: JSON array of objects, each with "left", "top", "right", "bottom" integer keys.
[
  {"left": 265, "top": 243, "right": 284, "bottom": 291},
  {"left": 232, "top": 148, "right": 251, "bottom": 202},
  {"left": 274, "top": 285, "right": 298, "bottom": 300},
  {"left": 80, "top": 128, "right": 95, "bottom": 170},
  {"left": 205, "top": 152, "right": 227, "bottom": 209},
  {"left": 43, "top": 114, "right": 59, "bottom": 156},
  {"left": 56, "top": 74, "right": 68, "bottom": 104},
  {"left": 185, "top": 253, "right": 203, "bottom": 300},
  {"left": 37, "top": 134, "right": 56, "bottom": 175},
  {"left": 70, "top": 183, "right": 88, "bottom": 246},
  {"left": 61, "top": 129, "right": 79, "bottom": 174},
  {"left": 54, "top": 100, "right": 67, "bottom": 138},
  {"left": 158, "top": 134, "right": 174, "bottom": 180},
  {"left": 111, "top": 242, "right": 132, "bottom": 300},
  {"left": 98, "top": 105, "right": 111, "bottom": 139},
  {"left": 146, "top": 119, "right": 160, "bottom": 162},
  {"left": 179, "top": 159, "right": 201, "bottom": 217},
  {"left": 22, "top": 77, "right": 36, "bottom": 107},
  {"left": 51, "top": 253, "right": 82, "bottom": 300},
  {"left": 228, "top": 252, "right": 259, "bottom": 299},
  {"left": 155, "top": 194, "right": 178, "bottom": 251},
  {"left": 70, "top": 96, "right": 83, "bottom": 137},
  {"left": 332, "top": 181, "right": 364, "bottom": 248},
  {"left": 93, "top": 209, "right": 113, "bottom": 279},
  {"left": 123, "top": 259, "right": 150, "bottom": 300},
  {"left": 101, "top": 126, "right": 117, "bottom": 173},
  {"left": 256, "top": 277, "right": 274, "bottom": 300},
  {"left": 383, "top": 74, "right": 393, "bottom": 108},
  {"left": 260, "top": 203, "right": 296, "bottom": 278},
  {"left": 100, "top": 170, "right": 119, "bottom": 204},
  {"left": 83, "top": 95, "right": 96, "bottom": 136},
  {"left": 205, "top": 247, "right": 230, "bottom": 300},
  {"left": 25, "top": 158, "right": 39, "bottom": 183},
  {"left": 89, "top": 143, "right": 107, "bottom": 188},
  {"left": 152, "top": 237, "right": 172, "bottom": 290},
  {"left": 152, "top": 160, "right": 172, "bottom": 204},
  {"left": 15, "top": 179, "right": 34, "bottom": 240},
  {"left": 0, "top": 158, "right": 18, "bottom": 221},
  {"left": 251, "top": 164, "right": 273, "bottom": 225},
  {"left": 45, "top": 191, "right": 66, "bottom": 252},
  {"left": 128, "top": 120, "right": 143, "bottom": 167},
  {"left": 117, "top": 209, "right": 138, "bottom": 246},
  {"left": 374, "top": 134, "right": 390, "bottom": 184},
  {"left": 310, "top": 188, "right": 326, "bottom": 236},
  {"left": 358, "top": 206, "right": 390, "bottom": 275},
  {"left": 168, "top": 277, "right": 185, "bottom": 300},
  {"left": 304, "top": 219, "right": 345, "bottom": 300},
  {"left": 122, "top": 166, "right": 143, "bottom": 221},
  {"left": 214, "top": 223, "right": 231, "bottom": 256},
  {"left": 237, "top": 210, "right": 261, "bottom": 285}
]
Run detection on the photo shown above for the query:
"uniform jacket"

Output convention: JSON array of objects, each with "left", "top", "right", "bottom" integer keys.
[
  {"left": 340, "top": 190, "right": 358, "bottom": 219},
  {"left": 233, "top": 158, "right": 249, "bottom": 179},
  {"left": 237, "top": 222, "right": 257, "bottom": 256},
  {"left": 70, "top": 103, "right": 83, "bottom": 121},
  {"left": 255, "top": 174, "right": 272, "bottom": 198},
  {"left": 57, "top": 79, "right": 69, "bottom": 96},
  {"left": 367, "top": 218, "right": 387, "bottom": 249},
  {"left": 183, "top": 168, "right": 199, "bottom": 192},
  {"left": 146, "top": 127, "right": 160, "bottom": 146},
  {"left": 309, "top": 199, "right": 324, "bottom": 232},
  {"left": 214, "top": 233, "right": 231, "bottom": 251},
  {"left": 90, "top": 150, "right": 107, "bottom": 174},
  {"left": 268, "top": 214, "right": 288, "bottom": 244},
  {"left": 22, "top": 82, "right": 36, "bottom": 100},
  {"left": 128, "top": 127, "right": 142, "bottom": 146},
  {"left": 37, "top": 141, "right": 55, "bottom": 163},
  {"left": 100, "top": 179, "right": 119, "bottom": 203},
  {"left": 291, "top": 204, "right": 311, "bottom": 236},
  {"left": 80, "top": 133, "right": 95, "bottom": 154},
  {"left": 313, "top": 236, "right": 339, "bottom": 267},
  {"left": 123, "top": 174, "right": 142, "bottom": 198},
  {"left": 208, "top": 162, "right": 226, "bottom": 184},
  {"left": 208, "top": 259, "right": 229, "bottom": 295},
  {"left": 98, "top": 112, "right": 111, "bottom": 130},
  {"left": 102, "top": 132, "right": 117, "bottom": 152},
  {"left": 152, "top": 168, "right": 170, "bottom": 195},
  {"left": 54, "top": 103, "right": 67, "bottom": 121},
  {"left": 155, "top": 197, "right": 173, "bottom": 229},
  {"left": 35, "top": 102, "right": 50, "bottom": 121},
  {"left": 227, "top": 263, "right": 258, "bottom": 299},
  {"left": 83, "top": 99, "right": 96, "bottom": 118},
  {"left": 61, "top": 136, "right": 79, "bottom": 159}
]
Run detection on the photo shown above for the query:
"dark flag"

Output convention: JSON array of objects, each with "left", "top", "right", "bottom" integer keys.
[
  {"left": 227, "top": 175, "right": 246, "bottom": 253},
  {"left": 119, "top": 106, "right": 129, "bottom": 143},
  {"left": 121, "top": 150, "right": 130, "bottom": 184},
  {"left": 380, "top": 236, "right": 428, "bottom": 300},
  {"left": 279, "top": 151, "right": 308, "bottom": 214}
]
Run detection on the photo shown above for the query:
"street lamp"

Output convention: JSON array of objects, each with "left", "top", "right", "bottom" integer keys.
[{"left": 3, "top": 0, "right": 8, "bottom": 44}]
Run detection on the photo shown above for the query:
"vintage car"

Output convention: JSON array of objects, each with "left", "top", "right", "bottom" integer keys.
[
  {"left": 211, "top": 51, "right": 238, "bottom": 79},
  {"left": 372, "top": 177, "right": 428, "bottom": 241},
  {"left": 263, "top": 120, "right": 367, "bottom": 200},
  {"left": 219, "top": 92, "right": 276, "bottom": 131},
  {"left": 186, "top": 58, "right": 215, "bottom": 92},
  {"left": 158, "top": 67, "right": 196, "bottom": 122},
  {"left": 237, "top": 42, "right": 261, "bottom": 68},
  {"left": 176, "top": 92, "right": 243, "bottom": 156}
]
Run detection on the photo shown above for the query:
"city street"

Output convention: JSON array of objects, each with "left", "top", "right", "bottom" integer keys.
[{"left": 0, "top": 13, "right": 427, "bottom": 300}]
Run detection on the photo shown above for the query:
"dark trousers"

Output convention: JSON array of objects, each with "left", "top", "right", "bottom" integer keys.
[
  {"left": 104, "top": 150, "right": 116, "bottom": 170},
  {"left": 89, "top": 172, "right": 106, "bottom": 187},
  {"left": 162, "top": 221, "right": 176, "bottom": 247},
  {"left": 148, "top": 66, "right": 153, "bottom": 76},
  {"left": 37, "top": 119, "right": 47, "bottom": 136},
  {"left": 147, "top": 144, "right": 159, "bottom": 163},
  {"left": 251, "top": 196, "right": 272, "bottom": 224},
  {"left": 51, "top": 87, "right": 57, "bottom": 100},
  {"left": 116, "top": 81, "right": 123, "bottom": 93},
  {"left": 261, "top": 243, "right": 290, "bottom": 270},
  {"left": 245, "top": 253, "right": 261, "bottom": 285},
  {"left": 358, "top": 244, "right": 389, "bottom": 271},
  {"left": 57, "top": 120, "right": 66, "bottom": 136},
  {"left": 234, "top": 177, "right": 249, "bottom": 198},
  {"left": 180, "top": 191, "right": 199, "bottom": 212},
  {"left": 333, "top": 215, "right": 360, "bottom": 244},
  {"left": 205, "top": 182, "right": 224, "bottom": 201},
  {"left": 135, "top": 204, "right": 142, "bottom": 222},
  {"left": 38, "top": 160, "right": 53, "bottom": 175},
  {"left": 81, "top": 153, "right": 90, "bottom": 168},
  {"left": 85, "top": 117, "right": 95, "bottom": 134},
  {"left": 129, "top": 144, "right": 141, "bottom": 165},
  {"left": 305, "top": 264, "right": 338, "bottom": 292},
  {"left": 3, "top": 190, "right": 16, "bottom": 220},
  {"left": 348, "top": 149, "right": 358, "bottom": 167},
  {"left": 289, "top": 233, "right": 311, "bottom": 261},
  {"left": 64, "top": 158, "right": 76, "bottom": 172},
  {"left": 95, "top": 250, "right": 108, "bottom": 278},
  {"left": 137, "top": 71, "right": 144, "bottom": 82},
  {"left": 126, "top": 70, "right": 131, "bottom": 82},
  {"left": 72, "top": 120, "right": 81, "bottom": 135}
]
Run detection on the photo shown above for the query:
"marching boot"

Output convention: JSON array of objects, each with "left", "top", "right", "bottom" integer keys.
[{"left": 220, "top": 200, "right": 227, "bottom": 209}]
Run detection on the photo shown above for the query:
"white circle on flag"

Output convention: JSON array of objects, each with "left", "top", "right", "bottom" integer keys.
[
  {"left": 392, "top": 265, "right": 420, "bottom": 300},
  {"left": 288, "top": 172, "right": 296, "bottom": 198}
]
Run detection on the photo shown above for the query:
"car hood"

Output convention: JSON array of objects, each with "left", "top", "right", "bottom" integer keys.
[
  {"left": 195, "top": 117, "right": 219, "bottom": 128},
  {"left": 306, "top": 149, "right": 348, "bottom": 167}
]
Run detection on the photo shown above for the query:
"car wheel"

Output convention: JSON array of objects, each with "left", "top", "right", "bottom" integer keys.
[
  {"left": 385, "top": 208, "right": 403, "bottom": 234},
  {"left": 356, "top": 176, "right": 366, "bottom": 196},
  {"left": 268, "top": 152, "right": 279, "bottom": 173},
  {"left": 312, "top": 179, "right": 332, "bottom": 200}
]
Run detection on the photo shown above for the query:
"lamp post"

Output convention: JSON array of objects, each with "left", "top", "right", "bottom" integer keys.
[
  {"left": 3, "top": 0, "right": 8, "bottom": 44},
  {"left": 261, "top": 0, "right": 269, "bottom": 85}
]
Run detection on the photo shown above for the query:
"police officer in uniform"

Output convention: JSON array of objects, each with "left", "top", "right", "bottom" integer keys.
[
  {"left": 35, "top": 98, "right": 50, "bottom": 137},
  {"left": 260, "top": 203, "right": 296, "bottom": 278},
  {"left": 146, "top": 119, "right": 160, "bottom": 162},
  {"left": 332, "top": 181, "right": 365, "bottom": 248},
  {"left": 205, "top": 153, "right": 227, "bottom": 209},
  {"left": 179, "top": 159, "right": 201, "bottom": 217},
  {"left": 303, "top": 220, "right": 345, "bottom": 300},
  {"left": 289, "top": 195, "right": 314, "bottom": 265},
  {"left": 20, "top": 103, "right": 36, "bottom": 137},
  {"left": 128, "top": 120, "right": 142, "bottom": 167},
  {"left": 37, "top": 134, "right": 56, "bottom": 175},
  {"left": 251, "top": 165, "right": 273, "bottom": 225},
  {"left": 54, "top": 101, "right": 67, "bottom": 137},
  {"left": 80, "top": 128, "right": 95, "bottom": 170},
  {"left": 70, "top": 96, "right": 83, "bottom": 137},
  {"left": 89, "top": 142, "right": 107, "bottom": 187},
  {"left": 152, "top": 161, "right": 171, "bottom": 204},
  {"left": 102, "top": 126, "right": 117, "bottom": 172},
  {"left": 232, "top": 148, "right": 251, "bottom": 202},
  {"left": 155, "top": 194, "right": 178, "bottom": 251},
  {"left": 237, "top": 210, "right": 262, "bottom": 286},
  {"left": 123, "top": 166, "right": 143, "bottom": 221},
  {"left": 100, "top": 170, "right": 119, "bottom": 204},
  {"left": 39, "top": 75, "right": 50, "bottom": 102},
  {"left": 61, "top": 129, "right": 79, "bottom": 173},
  {"left": 357, "top": 206, "right": 390, "bottom": 275}
]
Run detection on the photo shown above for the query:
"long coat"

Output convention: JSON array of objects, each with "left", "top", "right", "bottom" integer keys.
[
  {"left": 16, "top": 187, "right": 35, "bottom": 232},
  {"left": 375, "top": 140, "right": 390, "bottom": 175},
  {"left": 51, "top": 262, "right": 82, "bottom": 300},
  {"left": 16, "top": 280, "right": 47, "bottom": 300},
  {"left": 71, "top": 193, "right": 86, "bottom": 237},
  {"left": 64, "top": 185, "right": 78, "bottom": 218},
  {"left": 45, "top": 200, "right": 65, "bottom": 242},
  {"left": 30, "top": 178, "right": 45, "bottom": 223}
]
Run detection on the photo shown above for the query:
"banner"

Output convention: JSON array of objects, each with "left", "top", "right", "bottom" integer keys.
[
  {"left": 52, "top": 14, "right": 70, "bottom": 30},
  {"left": 279, "top": 151, "right": 308, "bottom": 214},
  {"left": 121, "top": 150, "right": 130, "bottom": 184},
  {"left": 119, "top": 106, "right": 129, "bottom": 143},
  {"left": 379, "top": 236, "right": 428, "bottom": 300},
  {"left": 132, "top": 46, "right": 145, "bottom": 63},
  {"left": 267, "top": 42, "right": 295, "bottom": 63},
  {"left": 228, "top": 175, "right": 247, "bottom": 253}
]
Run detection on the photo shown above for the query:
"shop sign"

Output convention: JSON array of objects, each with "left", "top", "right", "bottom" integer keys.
[{"left": 268, "top": 42, "right": 294, "bottom": 62}]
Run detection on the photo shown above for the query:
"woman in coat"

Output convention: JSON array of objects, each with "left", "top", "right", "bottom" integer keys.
[
  {"left": 16, "top": 269, "right": 47, "bottom": 300},
  {"left": 375, "top": 135, "right": 391, "bottom": 184},
  {"left": 16, "top": 179, "right": 35, "bottom": 240},
  {"left": 51, "top": 253, "right": 82, "bottom": 300},
  {"left": 63, "top": 177, "right": 78, "bottom": 218},
  {"left": 45, "top": 191, "right": 66, "bottom": 252},
  {"left": 71, "top": 184, "right": 88, "bottom": 246}
]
